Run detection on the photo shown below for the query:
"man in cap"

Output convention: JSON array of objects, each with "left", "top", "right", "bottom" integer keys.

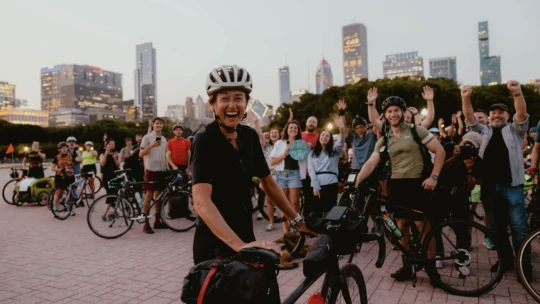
[{"left": 462, "top": 81, "right": 532, "bottom": 283}]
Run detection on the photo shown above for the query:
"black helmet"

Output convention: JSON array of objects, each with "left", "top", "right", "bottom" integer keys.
[
  {"left": 382, "top": 96, "right": 407, "bottom": 113},
  {"left": 352, "top": 115, "right": 368, "bottom": 128},
  {"left": 173, "top": 124, "right": 183, "bottom": 131},
  {"left": 57, "top": 141, "right": 69, "bottom": 149}
]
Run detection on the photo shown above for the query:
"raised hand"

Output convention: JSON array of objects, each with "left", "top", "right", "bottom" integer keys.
[
  {"left": 421, "top": 85, "right": 434, "bottom": 100},
  {"left": 452, "top": 114, "right": 457, "bottom": 124},
  {"left": 337, "top": 99, "right": 347, "bottom": 110},
  {"left": 461, "top": 86, "right": 473, "bottom": 97},
  {"left": 507, "top": 80, "right": 522, "bottom": 94},
  {"left": 366, "top": 88, "right": 378, "bottom": 104},
  {"left": 288, "top": 108, "right": 294, "bottom": 122},
  {"left": 333, "top": 115, "right": 345, "bottom": 129},
  {"left": 438, "top": 118, "right": 444, "bottom": 127},
  {"left": 456, "top": 110, "right": 462, "bottom": 117},
  {"left": 408, "top": 107, "right": 419, "bottom": 115}
]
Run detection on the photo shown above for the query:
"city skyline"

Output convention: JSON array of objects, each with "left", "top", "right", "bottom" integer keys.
[{"left": 1, "top": 0, "right": 539, "bottom": 114}]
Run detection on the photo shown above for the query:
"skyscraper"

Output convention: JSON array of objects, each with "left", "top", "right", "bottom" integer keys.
[
  {"left": 342, "top": 23, "right": 368, "bottom": 84},
  {"left": 478, "top": 21, "right": 501, "bottom": 86},
  {"left": 195, "top": 95, "right": 205, "bottom": 121},
  {"left": 40, "top": 64, "right": 122, "bottom": 112},
  {"left": 315, "top": 59, "right": 333, "bottom": 94},
  {"left": 135, "top": 42, "right": 157, "bottom": 120},
  {"left": 383, "top": 51, "right": 424, "bottom": 79},
  {"left": 184, "top": 97, "right": 195, "bottom": 118},
  {"left": 0, "top": 81, "right": 16, "bottom": 109},
  {"left": 429, "top": 57, "right": 457, "bottom": 82},
  {"left": 279, "top": 66, "right": 291, "bottom": 104}
]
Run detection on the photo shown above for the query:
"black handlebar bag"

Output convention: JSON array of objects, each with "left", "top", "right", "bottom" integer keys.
[{"left": 181, "top": 258, "right": 280, "bottom": 304}]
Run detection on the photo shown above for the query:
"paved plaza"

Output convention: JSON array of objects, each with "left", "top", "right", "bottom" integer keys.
[{"left": 0, "top": 170, "right": 535, "bottom": 304}]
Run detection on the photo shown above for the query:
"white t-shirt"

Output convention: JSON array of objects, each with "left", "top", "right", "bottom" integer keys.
[{"left": 141, "top": 132, "right": 167, "bottom": 172}]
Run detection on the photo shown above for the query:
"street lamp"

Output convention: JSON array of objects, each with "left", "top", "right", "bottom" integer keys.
[
  {"left": 327, "top": 123, "right": 333, "bottom": 131},
  {"left": 23, "top": 147, "right": 29, "bottom": 152}
]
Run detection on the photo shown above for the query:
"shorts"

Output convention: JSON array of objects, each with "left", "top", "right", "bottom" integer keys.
[
  {"left": 470, "top": 184, "right": 481, "bottom": 203},
  {"left": 55, "top": 175, "right": 75, "bottom": 190},
  {"left": 82, "top": 164, "right": 97, "bottom": 175},
  {"left": 389, "top": 178, "right": 431, "bottom": 221},
  {"left": 145, "top": 170, "right": 165, "bottom": 192},
  {"left": 275, "top": 170, "right": 302, "bottom": 189}
]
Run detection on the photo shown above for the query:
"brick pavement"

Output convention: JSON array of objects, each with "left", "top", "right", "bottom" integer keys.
[{"left": 0, "top": 172, "right": 535, "bottom": 303}]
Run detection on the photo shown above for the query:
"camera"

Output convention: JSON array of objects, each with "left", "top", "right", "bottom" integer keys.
[{"left": 459, "top": 142, "right": 478, "bottom": 160}]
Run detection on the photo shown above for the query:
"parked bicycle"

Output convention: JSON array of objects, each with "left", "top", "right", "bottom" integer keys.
[
  {"left": 87, "top": 169, "right": 197, "bottom": 239},
  {"left": 46, "top": 173, "right": 93, "bottom": 220},
  {"left": 517, "top": 227, "right": 539, "bottom": 301}
]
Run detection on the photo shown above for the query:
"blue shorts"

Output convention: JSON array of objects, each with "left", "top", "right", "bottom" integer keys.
[{"left": 275, "top": 170, "right": 302, "bottom": 189}]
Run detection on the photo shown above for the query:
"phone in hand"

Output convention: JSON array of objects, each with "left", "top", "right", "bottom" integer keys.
[{"left": 156, "top": 136, "right": 161, "bottom": 142}]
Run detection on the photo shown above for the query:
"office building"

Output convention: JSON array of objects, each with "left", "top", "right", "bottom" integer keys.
[
  {"left": 316, "top": 59, "right": 333, "bottom": 94},
  {"left": 291, "top": 89, "right": 308, "bottom": 103},
  {"left": 164, "top": 104, "right": 185, "bottom": 123},
  {"left": 15, "top": 99, "right": 28, "bottom": 108},
  {"left": 429, "top": 57, "right": 457, "bottom": 81},
  {"left": 279, "top": 66, "right": 291, "bottom": 104},
  {"left": 87, "top": 109, "right": 127, "bottom": 123},
  {"left": 184, "top": 97, "right": 195, "bottom": 118},
  {"left": 49, "top": 108, "right": 89, "bottom": 127},
  {"left": 478, "top": 21, "right": 502, "bottom": 86},
  {"left": 41, "top": 64, "right": 122, "bottom": 112},
  {"left": 0, "top": 81, "right": 16, "bottom": 109},
  {"left": 383, "top": 51, "right": 424, "bottom": 79},
  {"left": 134, "top": 42, "right": 157, "bottom": 120},
  {"left": 343, "top": 23, "right": 368, "bottom": 84},
  {"left": 0, "top": 108, "right": 48, "bottom": 127},
  {"left": 195, "top": 95, "right": 206, "bottom": 121}
]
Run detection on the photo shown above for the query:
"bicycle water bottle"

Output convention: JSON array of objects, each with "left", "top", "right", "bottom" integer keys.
[
  {"left": 307, "top": 292, "right": 324, "bottom": 304},
  {"left": 383, "top": 212, "right": 403, "bottom": 239},
  {"left": 135, "top": 192, "right": 143, "bottom": 208}
]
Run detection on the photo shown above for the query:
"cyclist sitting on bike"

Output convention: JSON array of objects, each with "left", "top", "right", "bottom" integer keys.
[
  {"left": 356, "top": 92, "right": 446, "bottom": 287},
  {"left": 51, "top": 142, "right": 75, "bottom": 214},
  {"left": 22, "top": 141, "right": 45, "bottom": 179},
  {"left": 67, "top": 136, "right": 82, "bottom": 175},
  {"left": 82, "top": 141, "right": 98, "bottom": 197},
  {"left": 191, "top": 65, "right": 314, "bottom": 265}
]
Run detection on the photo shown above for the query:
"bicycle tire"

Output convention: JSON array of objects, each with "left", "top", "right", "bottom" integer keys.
[
  {"left": 328, "top": 264, "right": 368, "bottom": 304},
  {"left": 517, "top": 227, "right": 540, "bottom": 302},
  {"left": 51, "top": 191, "right": 72, "bottom": 220},
  {"left": 422, "top": 219, "right": 503, "bottom": 297},
  {"left": 36, "top": 191, "right": 49, "bottom": 206},
  {"left": 2, "top": 179, "right": 17, "bottom": 205},
  {"left": 160, "top": 190, "right": 197, "bottom": 232},
  {"left": 92, "top": 176, "right": 103, "bottom": 194},
  {"left": 87, "top": 194, "right": 134, "bottom": 239}
]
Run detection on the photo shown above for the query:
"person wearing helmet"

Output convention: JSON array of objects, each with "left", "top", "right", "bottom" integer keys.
[
  {"left": 139, "top": 117, "right": 168, "bottom": 234},
  {"left": 22, "top": 141, "right": 45, "bottom": 178},
  {"left": 82, "top": 141, "right": 98, "bottom": 196},
  {"left": 166, "top": 124, "right": 191, "bottom": 175},
  {"left": 51, "top": 142, "right": 76, "bottom": 215},
  {"left": 355, "top": 90, "right": 446, "bottom": 287},
  {"left": 66, "top": 136, "right": 82, "bottom": 175},
  {"left": 429, "top": 127, "right": 441, "bottom": 141},
  {"left": 191, "top": 65, "right": 313, "bottom": 266}
]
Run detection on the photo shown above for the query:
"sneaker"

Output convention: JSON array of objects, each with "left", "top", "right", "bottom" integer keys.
[
  {"left": 257, "top": 212, "right": 263, "bottom": 220},
  {"left": 77, "top": 202, "right": 85, "bottom": 208},
  {"left": 101, "top": 215, "right": 107, "bottom": 222},
  {"left": 483, "top": 237, "right": 495, "bottom": 250},
  {"left": 70, "top": 211, "right": 76, "bottom": 216},
  {"left": 436, "top": 256, "right": 444, "bottom": 269},
  {"left": 143, "top": 226, "right": 155, "bottom": 234},
  {"left": 491, "top": 260, "right": 515, "bottom": 273},
  {"left": 153, "top": 222, "right": 168, "bottom": 229},
  {"left": 265, "top": 224, "right": 275, "bottom": 231},
  {"left": 391, "top": 266, "right": 412, "bottom": 281}
]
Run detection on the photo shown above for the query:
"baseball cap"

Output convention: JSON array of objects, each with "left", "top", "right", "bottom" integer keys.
[
  {"left": 489, "top": 103, "right": 509, "bottom": 112},
  {"left": 462, "top": 131, "right": 482, "bottom": 149}
]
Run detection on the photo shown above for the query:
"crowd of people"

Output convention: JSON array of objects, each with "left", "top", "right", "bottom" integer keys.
[{"left": 16, "top": 64, "right": 537, "bottom": 296}]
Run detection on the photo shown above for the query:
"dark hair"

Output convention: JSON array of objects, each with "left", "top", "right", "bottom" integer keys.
[
  {"left": 312, "top": 131, "right": 335, "bottom": 158},
  {"left": 281, "top": 120, "right": 302, "bottom": 141},
  {"left": 152, "top": 117, "right": 164, "bottom": 124},
  {"left": 135, "top": 134, "right": 143, "bottom": 137},
  {"left": 268, "top": 128, "right": 280, "bottom": 145},
  {"left": 208, "top": 91, "right": 250, "bottom": 105},
  {"left": 474, "top": 109, "right": 487, "bottom": 115},
  {"left": 105, "top": 138, "right": 115, "bottom": 145},
  {"left": 125, "top": 138, "right": 132, "bottom": 143}
]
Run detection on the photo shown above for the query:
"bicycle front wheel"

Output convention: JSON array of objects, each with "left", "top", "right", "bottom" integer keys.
[
  {"left": 517, "top": 228, "right": 540, "bottom": 302},
  {"left": 160, "top": 191, "right": 197, "bottom": 232},
  {"left": 87, "top": 194, "right": 134, "bottom": 239},
  {"left": 423, "top": 219, "right": 503, "bottom": 297},
  {"left": 2, "top": 179, "right": 16, "bottom": 205},
  {"left": 328, "top": 264, "right": 368, "bottom": 304}
]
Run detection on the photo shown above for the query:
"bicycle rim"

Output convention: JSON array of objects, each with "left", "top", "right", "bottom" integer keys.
[
  {"left": 87, "top": 195, "right": 134, "bottom": 239},
  {"left": 160, "top": 191, "right": 197, "bottom": 232},
  {"left": 423, "top": 219, "right": 503, "bottom": 297},
  {"left": 328, "top": 264, "right": 368, "bottom": 304},
  {"left": 2, "top": 179, "right": 16, "bottom": 205},
  {"left": 517, "top": 228, "right": 540, "bottom": 302}
]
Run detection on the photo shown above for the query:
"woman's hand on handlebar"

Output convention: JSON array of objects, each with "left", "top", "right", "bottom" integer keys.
[{"left": 240, "top": 240, "right": 282, "bottom": 256}]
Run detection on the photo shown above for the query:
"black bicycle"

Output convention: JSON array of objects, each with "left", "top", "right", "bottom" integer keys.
[
  {"left": 355, "top": 185, "right": 504, "bottom": 297},
  {"left": 87, "top": 169, "right": 197, "bottom": 239},
  {"left": 517, "top": 227, "right": 540, "bottom": 301}
]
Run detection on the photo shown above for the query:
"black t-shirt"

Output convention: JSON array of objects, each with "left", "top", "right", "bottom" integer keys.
[
  {"left": 190, "top": 121, "right": 271, "bottom": 264},
  {"left": 284, "top": 155, "right": 299, "bottom": 170},
  {"left": 483, "top": 127, "right": 512, "bottom": 185},
  {"left": 101, "top": 154, "right": 119, "bottom": 181}
]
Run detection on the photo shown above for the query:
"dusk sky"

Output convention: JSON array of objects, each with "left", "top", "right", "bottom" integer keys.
[{"left": 1, "top": 0, "right": 539, "bottom": 114}]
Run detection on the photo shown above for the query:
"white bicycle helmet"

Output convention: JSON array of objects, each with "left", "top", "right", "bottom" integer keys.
[
  {"left": 206, "top": 65, "right": 253, "bottom": 96},
  {"left": 66, "top": 136, "right": 77, "bottom": 143},
  {"left": 85, "top": 141, "right": 93, "bottom": 146}
]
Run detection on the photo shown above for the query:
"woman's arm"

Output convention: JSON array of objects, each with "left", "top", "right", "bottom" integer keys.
[
  {"left": 252, "top": 116, "right": 266, "bottom": 147},
  {"left": 100, "top": 153, "right": 107, "bottom": 167},
  {"left": 456, "top": 111, "right": 464, "bottom": 136}
]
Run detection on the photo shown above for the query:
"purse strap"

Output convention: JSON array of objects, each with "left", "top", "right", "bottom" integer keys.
[{"left": 197, "top": 262, "right": 219, "bottom": 304}]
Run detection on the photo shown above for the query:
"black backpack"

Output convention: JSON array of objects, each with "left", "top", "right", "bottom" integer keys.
[{"left": 167, "top": 191, "right": 191, "bottom": 219}]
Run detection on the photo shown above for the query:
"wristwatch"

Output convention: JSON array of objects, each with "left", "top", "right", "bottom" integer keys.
[
  {"left": 366, "top": 103, "right": 375, "bottom": 107},
  {"left": 431, "top": 174, "right": 439, "bottom": 180},
  {"left": 290, "top": 213, "right": 304, "bottom": 226}
]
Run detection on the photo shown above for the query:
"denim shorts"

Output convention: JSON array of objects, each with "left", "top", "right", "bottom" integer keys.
[{"left": 275, "top": 170, "right": 302, "bottom": 189}]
